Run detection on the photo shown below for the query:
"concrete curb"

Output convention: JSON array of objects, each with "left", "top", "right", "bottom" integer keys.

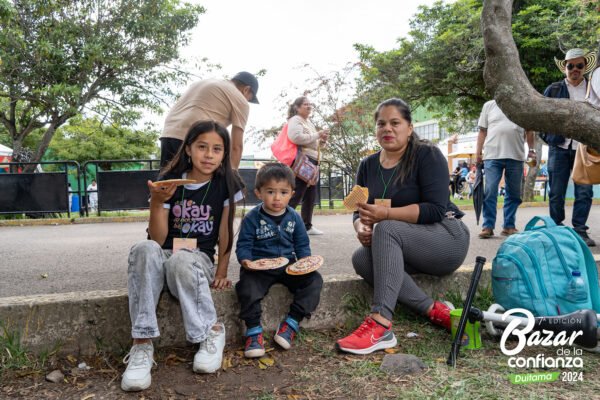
[{"left": 0, "top": 265, "right": 491, "bottom": 355}]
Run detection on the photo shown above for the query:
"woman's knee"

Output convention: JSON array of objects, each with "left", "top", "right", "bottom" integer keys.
[
  {"left": 352, "top": 248, "right": 373, "bottom": 281},
  {"left": 372, "top": 220, "right": 402, "bottom": 239}
]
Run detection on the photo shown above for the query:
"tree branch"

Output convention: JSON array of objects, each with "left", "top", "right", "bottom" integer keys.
[{"left": 481, "top": 0, "right": 600, "bottom": 151}]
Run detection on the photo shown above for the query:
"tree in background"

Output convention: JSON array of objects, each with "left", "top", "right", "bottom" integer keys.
[
  {"left": 482, "top": 0, "right": 600, "bottom": 149},
  {"left": 0, "top": 0, "right": 203, "bottom": 167},
  {"left": 46, "top": 116, "right": 159, "bottom": 169},
  {"left": 355, "top": 0, "right": 599, "bottom": 130}
]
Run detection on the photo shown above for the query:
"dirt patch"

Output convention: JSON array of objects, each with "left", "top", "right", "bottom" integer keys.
[{"left": 2, "top": 321, "right": 599, "bottom": 399}]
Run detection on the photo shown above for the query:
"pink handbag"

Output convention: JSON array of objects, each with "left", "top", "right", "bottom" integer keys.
[{"left": 271, "top": 124, "right": 297, "bottom": 166}]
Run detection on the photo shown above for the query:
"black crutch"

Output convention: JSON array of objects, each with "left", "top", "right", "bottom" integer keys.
[{"left": 447, "top": 256, "right": 486, "bottom": 367}]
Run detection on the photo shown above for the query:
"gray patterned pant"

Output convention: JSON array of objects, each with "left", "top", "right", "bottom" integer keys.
[
  {"left": 352, "top": 218, "right": 470, "bottom": 320},
  {"left": 127, "top": 240, "right": 216, "bottom": 343}
]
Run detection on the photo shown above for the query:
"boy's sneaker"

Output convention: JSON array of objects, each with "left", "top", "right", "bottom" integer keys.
[
  {"left": 274, "top": 317, "right": 299, "bottom": 350},
  {"left": 244, "top": 326, "right": 265, "bottom": 358},
  {"left": 336, "top": 316, "right": 397, "bottom": 355},
  {"left": 193, "top": 323, "right": 226, "bottom": 373},
  {"left": 429, "top": 301, "right": 451, "bottom": 331},
  {"left": 121, "top": 342, "right": 155, "bottom": 392}
]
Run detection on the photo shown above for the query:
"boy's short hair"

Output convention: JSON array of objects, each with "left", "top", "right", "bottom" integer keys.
[{"left": 255, "top": 162, "right": 296, "bottom": 190}]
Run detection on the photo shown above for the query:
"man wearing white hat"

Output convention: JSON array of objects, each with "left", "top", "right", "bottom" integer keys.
[{"left": 542, "top": 48, "right": 597, "bottom": 246}]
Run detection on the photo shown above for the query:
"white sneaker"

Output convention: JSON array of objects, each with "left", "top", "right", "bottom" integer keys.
[
  {"left": 193, "top": 323, "right": 226, "bottom": 373},
  {"left": 121, "top": 342, "right": 155, "bottom": 392},
  {"left": 307, "top": 227, "right": 324, "bottom": 235}
]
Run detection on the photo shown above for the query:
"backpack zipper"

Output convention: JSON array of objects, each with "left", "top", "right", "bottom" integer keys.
[
  {"left": 504, "top": 242, "right": 549, "bottom": 298},
  {"left": 495, "top": 254, "right": 537, "bottom": 299}
]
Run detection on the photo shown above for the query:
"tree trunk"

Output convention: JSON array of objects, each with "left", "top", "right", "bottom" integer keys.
[{"left": 481, "top": 0, "right": 600, "bottom": 151}]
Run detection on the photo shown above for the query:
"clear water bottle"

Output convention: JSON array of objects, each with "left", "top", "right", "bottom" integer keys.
[{"left": 566, "top": 271, "right": 587, "bottom": 302}]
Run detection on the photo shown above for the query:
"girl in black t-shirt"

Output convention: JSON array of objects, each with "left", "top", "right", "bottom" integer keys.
[{"left": 121, "top": 121, "right": 243, "bottom": 392}]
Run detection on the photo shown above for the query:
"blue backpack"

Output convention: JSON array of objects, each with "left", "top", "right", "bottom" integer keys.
[{"left": 492, "top": 216, "right": 600, "bottom": 318}]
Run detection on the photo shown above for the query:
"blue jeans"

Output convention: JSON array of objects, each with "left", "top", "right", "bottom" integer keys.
[
  {"left": 547, "top": 146, "right": 592, "bottom": 232},
  {"left": 483, "top": 159, "right": 523, "bottom": 230},
  {"left": 127, "top": 240, "right": 217, "bottom": 343}
]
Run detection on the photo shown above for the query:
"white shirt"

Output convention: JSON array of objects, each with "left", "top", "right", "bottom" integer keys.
[
  {"left": 478, "top": 100, "right": 527, "bottom": 161},
  {"left": 559, "top": 79, "right": 587, "bottom": 150},
  {"left": 588, "top": 69, "right": 600, "bottom": 107}
]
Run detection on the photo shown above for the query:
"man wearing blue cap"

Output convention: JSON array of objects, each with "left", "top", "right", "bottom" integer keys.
[{"left": 160, "top": 71, "right": 259, "bottom": 169}]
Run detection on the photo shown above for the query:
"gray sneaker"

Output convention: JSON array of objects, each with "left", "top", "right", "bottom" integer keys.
[
  {"left": 193, "top": 323, "right": 226, "bottom": 373},
  {"left": 121, "top": 342, "right": 155, "bottom": 392}
]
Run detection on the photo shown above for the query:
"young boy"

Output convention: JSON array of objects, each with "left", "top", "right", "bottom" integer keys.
[{"left": 235, "top": 163, "right": 323, "bottom": 358}]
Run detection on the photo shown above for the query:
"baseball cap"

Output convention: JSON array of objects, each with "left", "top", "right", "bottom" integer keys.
[{"left": 232, "top": 71, "right": 259, "bottom": 104}]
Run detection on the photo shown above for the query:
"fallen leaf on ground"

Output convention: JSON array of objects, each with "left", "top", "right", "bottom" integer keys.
[
  {"left": 66, "top": 355, "right": 77, "bottom": 365},
  {"left": 164, "top": 353, "right": 187, "bottom": 366},
  {"left": 222, "top": 356, "right": 234, "bottom": 370},
  {"left": 384, "top": 348, "right": 398, "bottom": 354},
  {"left": 40, "top": 273, "right": 48, "bottom": 279},
  {"left": 258, "top": 356, "right": 275, "bottom": 369}
]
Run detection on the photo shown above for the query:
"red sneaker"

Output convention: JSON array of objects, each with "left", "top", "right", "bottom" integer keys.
[
  {"left": 336, "top": 317, "right": 397, "bottom": 355},
  {"left": 429, "top": 301, "right": 451, "bottom": 330}
]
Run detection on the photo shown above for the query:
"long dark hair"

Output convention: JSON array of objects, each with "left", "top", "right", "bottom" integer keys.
[
  {"left": 160, "top": 120, "right": 241, "bottom": 254},
  {"left": 374, "top": 98, "right": 430, "bottom": 184},
  {"left": 287, "top": 96, "right": 308, "bottom": 119}
]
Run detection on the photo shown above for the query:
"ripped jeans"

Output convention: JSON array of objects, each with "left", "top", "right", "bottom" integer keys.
[{"left": 127, "top": 240, "right": 216, "bottom": 343}]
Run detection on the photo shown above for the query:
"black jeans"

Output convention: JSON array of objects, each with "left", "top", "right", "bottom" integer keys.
[
  {"left": 289, "top": 157, "right": 319, "bottom": 230},
  {"left": 235, "top": 267, "right": 323, "bottom": 329}
]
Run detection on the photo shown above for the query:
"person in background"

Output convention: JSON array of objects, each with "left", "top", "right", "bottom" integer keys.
[
  {"left": 287, "top": 96, "right": 329, "bottom": 235},
  {"left": 87, "top": 179, "right": 98, "bottom": 212},
  {"left": 67, "top": 183, "right": 73, "bottom": 211},
  {"left": 160, "top": 72, "right": 260, "bottom": 169},
  {"left": 542, "top": 48, "right": 596, "bottom": 246},
  {"left": 476, "top": 100, "right": 534, "bottom": 239},
  {"left": 586, "top": 42, "right": 600, "bottom": 107},
  {"left": 466, "top": 166, "right": 476, "bottom": 199},
  {"left": 336, "top": 98, "right": 469, "bottom": 355}
]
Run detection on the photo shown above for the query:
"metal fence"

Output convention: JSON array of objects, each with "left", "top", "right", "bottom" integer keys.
[
  {"left": 0, "top": 161, "right": 80, "bottom": 217},
  {"left": 0, "top": 158, "right": 355, "bottom": 216}
]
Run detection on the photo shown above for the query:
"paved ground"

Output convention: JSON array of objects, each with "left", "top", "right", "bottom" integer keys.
[{"left": 1, "top": 205, "right": 599, "bottom": 297}]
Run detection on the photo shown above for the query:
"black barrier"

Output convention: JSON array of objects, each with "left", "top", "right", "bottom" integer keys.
[
  {"left": 0, "top": 158, "right": 355, "bottom": 216},
  {"left": 83, "top": 160, "right": 160, "bottom": 216},
  {"left": 97, "top": 170, "right": 159, "bottom": 210},
  {"left": 0, "top": 161, "right": 80, "bottom": 216},
  {"left": 238, "top": 168, "right": 259, "bottom": 205},
  {"left": 0, "top": 172, "right": 68, "bottom": 214}
]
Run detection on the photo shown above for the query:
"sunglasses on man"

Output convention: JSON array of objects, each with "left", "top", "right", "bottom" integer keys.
[{"left": 566, "top": 62, "right": 585, "bottom": 70}]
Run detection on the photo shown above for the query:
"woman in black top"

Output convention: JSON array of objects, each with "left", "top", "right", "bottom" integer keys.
[{"left": 337, "top": 98, "right": 470, "bottom": 355}]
